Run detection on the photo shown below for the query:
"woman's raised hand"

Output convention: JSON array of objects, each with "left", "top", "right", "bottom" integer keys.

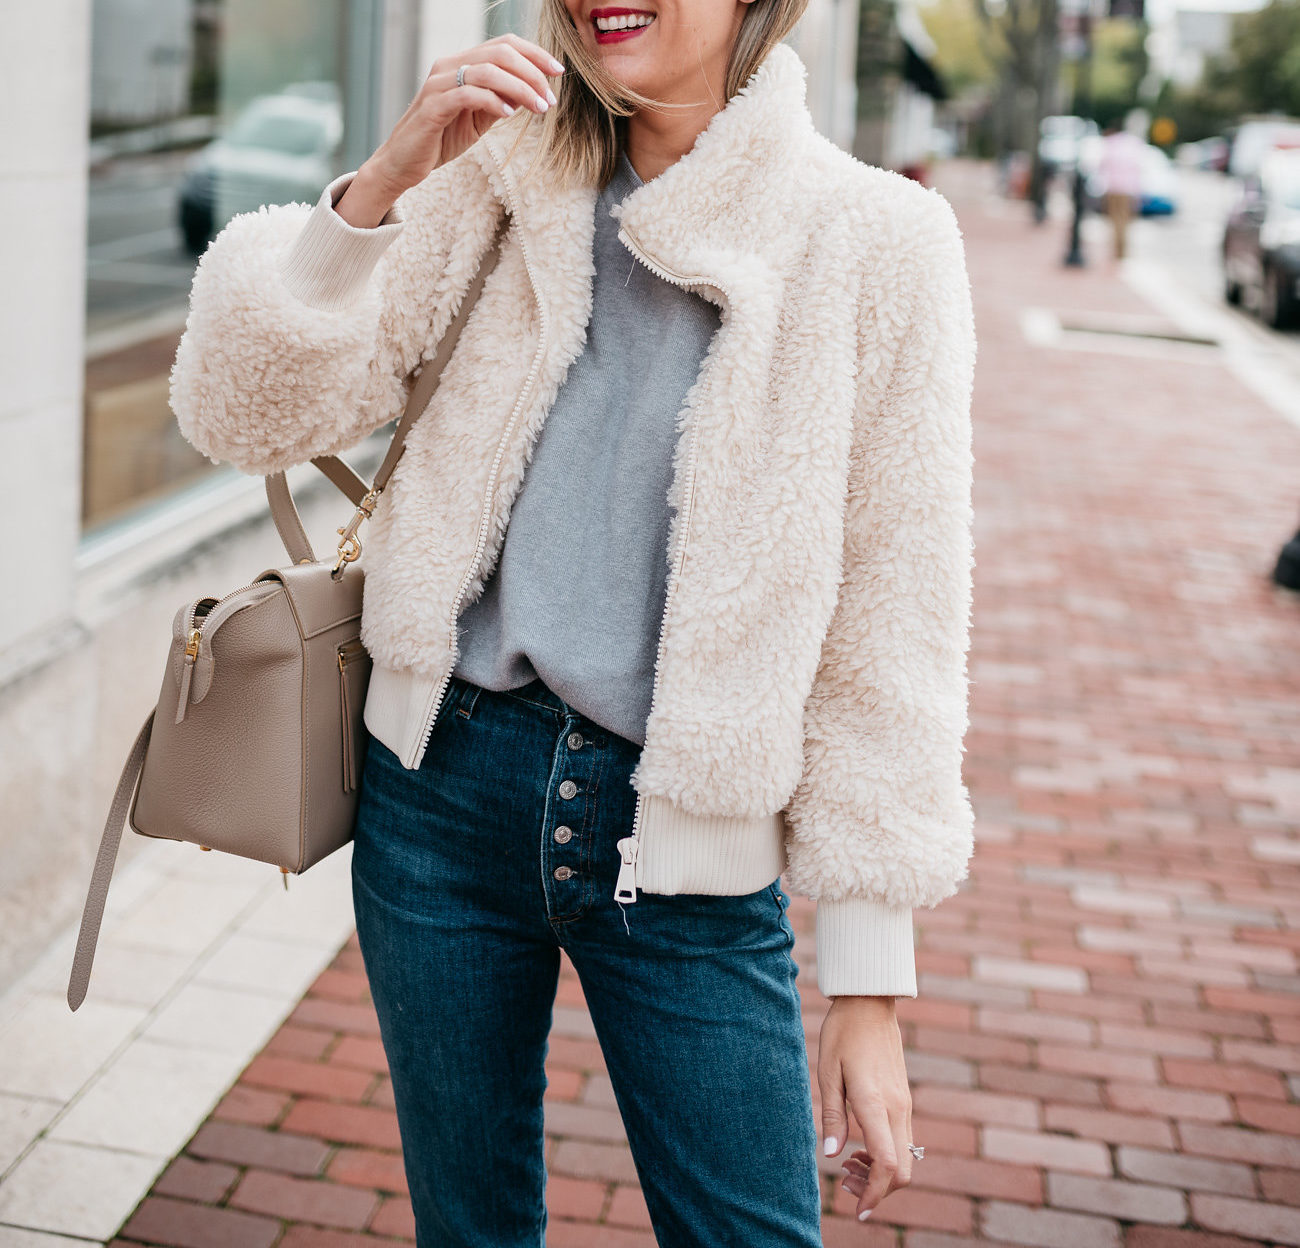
[{"left": 339, "top": 34, "right": 565, "bottom": 227}]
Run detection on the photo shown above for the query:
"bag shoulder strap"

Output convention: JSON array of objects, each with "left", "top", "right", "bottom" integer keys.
[
  {"left": 68, "top": 711, "right": 155, "bottom": 1011},
  {"left": 266, "top": 208, "right": 512, "bottom": 567}
]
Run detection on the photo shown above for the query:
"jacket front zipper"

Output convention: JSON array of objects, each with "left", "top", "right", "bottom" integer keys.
[
  {"left": 408, "top": 142, "right": 549, "bottom": 771},
  {"left": 402, "top": 173, "right": 733, "bottom": 913},
  {"left": 611, "top": 222, "right": 730, "bottom": 909}
]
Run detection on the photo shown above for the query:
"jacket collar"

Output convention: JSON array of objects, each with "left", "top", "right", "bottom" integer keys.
[{"left": 468, "top": 39, "right": 817, "bottom": 311}]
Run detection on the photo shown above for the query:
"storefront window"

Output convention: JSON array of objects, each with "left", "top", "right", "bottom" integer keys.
[{"left": 82, "top": 0, "right": 386, "bottom": 534}]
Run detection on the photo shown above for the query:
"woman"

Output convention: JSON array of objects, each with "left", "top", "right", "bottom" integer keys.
[{"left": 170, "top": 0, "right": 977, "bottom": 1241}]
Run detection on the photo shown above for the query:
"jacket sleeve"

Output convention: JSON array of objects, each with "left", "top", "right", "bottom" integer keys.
[
  {"left": 170, "top": 164, "right": 450, "bottom": 477},
  {"left": 780, "top": 189, "right": 977, "bottom": 1000}
]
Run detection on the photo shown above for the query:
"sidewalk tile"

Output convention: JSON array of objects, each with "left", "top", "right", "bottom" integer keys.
[
  {"left": 47, "top": 1038, "right": 233, "bottom": 1155},
  {"left": 0, "top": 1139, "right": 164, "bottom": 1239}
]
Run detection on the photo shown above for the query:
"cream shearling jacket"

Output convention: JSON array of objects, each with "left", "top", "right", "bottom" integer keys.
[{"left": 168, "top": 40, "right": 977, "bottom": 999}]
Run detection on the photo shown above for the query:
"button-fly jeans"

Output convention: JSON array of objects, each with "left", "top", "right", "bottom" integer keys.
[{"left": 350, "top": 673, "right": 823, "bottom": 1247}]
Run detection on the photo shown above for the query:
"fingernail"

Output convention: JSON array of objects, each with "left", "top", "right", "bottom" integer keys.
[
  {"left": 858, "top": 1209, "right": 872, "bottom": 1221},
  {"left": 823, "top": 1136, "right": 838, "bottom": 1155},
  {"left": 549, "top": 56, "right": 565, "bottom": 72},
  {"left": 546, "top": 87, "right": 557, "bottom": 106}
]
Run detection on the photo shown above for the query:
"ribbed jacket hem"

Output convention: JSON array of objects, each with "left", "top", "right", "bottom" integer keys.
[
  {"left": 361, "top": 661, "right": 918, "bottom": 998},
  {"left": 276, "top": 170, "right": 406, "bottom": 312},
  {"left": 363, "top": 661, "right": 441, "bottom": 770},
  {"left": 634, "top": 794, "right": 787, "bottom": 894}
]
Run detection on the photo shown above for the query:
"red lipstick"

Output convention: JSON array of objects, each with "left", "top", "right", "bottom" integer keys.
[{"left": 590, "top": 7, "right": 657, "bottom": 44}]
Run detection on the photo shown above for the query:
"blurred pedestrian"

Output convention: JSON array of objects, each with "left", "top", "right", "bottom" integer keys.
[{"left": 1098, "top": 122, "right": 1145, "bottom": 260}]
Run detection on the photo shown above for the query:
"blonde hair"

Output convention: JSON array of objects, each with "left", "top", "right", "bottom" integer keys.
[{"left": 486, "top": 0, "right": 809, "bottom": 193}]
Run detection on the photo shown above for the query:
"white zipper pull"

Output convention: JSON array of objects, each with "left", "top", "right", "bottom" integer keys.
[{"left": 614, "top": 834, "right": 640, "bottom": 905}]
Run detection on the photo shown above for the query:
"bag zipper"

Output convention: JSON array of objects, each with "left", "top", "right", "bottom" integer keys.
[
  {"left": 187, "top": 576, "right": 265, "bottom": 634},
  {"left": 176, "top": 583, "right": 281, "bottom": 723}
]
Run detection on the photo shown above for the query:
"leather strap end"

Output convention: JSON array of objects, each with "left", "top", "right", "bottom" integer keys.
[{"left": 67, "top": 712, "right": 155, "bottom": 1012}]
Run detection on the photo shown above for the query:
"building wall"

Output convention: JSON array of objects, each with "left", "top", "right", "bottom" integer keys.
[
  {"left": 418, "top": 0, "right": 487, "bottom": 86},
  {"left": 0, "top": 0, "right": 94, "bottom": 994},
  {"left": 789, "top": 0, "right": 861, "bottom": 150},
  {"left": 0, "top": 2, "right": 90, "bottom": 669}
]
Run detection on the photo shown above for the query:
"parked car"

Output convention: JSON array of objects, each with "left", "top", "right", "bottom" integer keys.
[
  {"left": 1175, "top": 135, "right": 1229, "bottom": 173},
  {"left": 1039, "top": 114, "right": 1100, "bottom": 179},
  {"left": 178, "top": 90, "right": 343, "bottom": 256},
  {"left": 1081, "top": 140, "right": 1180, "bottom": 215},
  {"left": 1225, "top": 117, "right": 1300, "bottom": 180},
  {"left": 1223, "top": 147, "right": 1300, "bottom": 328}
]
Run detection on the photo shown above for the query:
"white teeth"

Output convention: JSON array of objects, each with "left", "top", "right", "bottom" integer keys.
[{"left": 594, "top": 13, "right": 655, "bottom": 31}]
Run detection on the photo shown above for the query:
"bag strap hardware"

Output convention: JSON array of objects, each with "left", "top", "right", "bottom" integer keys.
[{"left": 331, "top": 486, "right": 381, "bottom": 579}]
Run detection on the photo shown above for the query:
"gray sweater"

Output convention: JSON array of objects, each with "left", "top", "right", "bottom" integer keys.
[{"left": 452, "top": 149, "right": 722, "bottom": 745}]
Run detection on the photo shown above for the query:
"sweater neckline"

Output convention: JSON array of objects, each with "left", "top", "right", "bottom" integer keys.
[{"left": 609, "top": 147, "right": 644, "bottom": 201}]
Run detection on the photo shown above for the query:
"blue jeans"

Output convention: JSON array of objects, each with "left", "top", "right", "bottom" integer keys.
[{"left": 350, "top": 673, "right": 822, "bottom": 1247}]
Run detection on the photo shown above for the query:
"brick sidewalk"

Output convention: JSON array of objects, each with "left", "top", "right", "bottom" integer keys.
[{"left": 109, "top": 161, "right": 1300, "bottom": 1248}]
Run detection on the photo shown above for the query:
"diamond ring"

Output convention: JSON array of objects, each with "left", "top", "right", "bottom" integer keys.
[
  {"left": 456, "top": 63, "right": 470, "bottom": 88},
  {"left": 907, "top": 1143, "right": 925, "bottom": 1160}
]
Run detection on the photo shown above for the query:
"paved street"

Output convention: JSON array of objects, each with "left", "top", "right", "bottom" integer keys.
[{"left": 97, "top": 159, "right": 1300, "bottom": 1247}]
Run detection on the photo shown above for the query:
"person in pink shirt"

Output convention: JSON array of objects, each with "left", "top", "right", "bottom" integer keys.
[{"left": 1098, "top": 123, "right": 1146, "bottom": 260}]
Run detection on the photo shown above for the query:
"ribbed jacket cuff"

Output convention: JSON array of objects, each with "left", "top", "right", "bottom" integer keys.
[
  {"left": 277, "top": 170, "right": 405, "bottom": 312},
  {"left": 816, "top": 897, "right": 918, "bottom": 998}
]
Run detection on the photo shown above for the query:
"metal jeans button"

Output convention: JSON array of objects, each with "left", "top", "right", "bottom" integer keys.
[
  {"left": 558, "top": 779, "right": 578, "bottom": 800},
  {"left": 553, "top": 865, "right": 574, "bottom": 881},
  {"left": 567, "top": 731, "right": 584, "bottom": 751},
  {"left": 554, "top": 825, "right": 573, "bottom": 843}
]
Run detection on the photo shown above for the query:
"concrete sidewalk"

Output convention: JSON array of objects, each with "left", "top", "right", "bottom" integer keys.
[{"left": 9, "top": 156, "right": 1300, "bottom": 1247}]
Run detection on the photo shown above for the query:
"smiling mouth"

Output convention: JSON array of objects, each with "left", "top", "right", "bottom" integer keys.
[{"left": 590, "top": 7, "right": 657, "bottom": 43}]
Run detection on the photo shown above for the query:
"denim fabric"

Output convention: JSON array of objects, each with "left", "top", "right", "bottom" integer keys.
[{"left": 350, "top": 673, "right": 822, "bottom": 1248}]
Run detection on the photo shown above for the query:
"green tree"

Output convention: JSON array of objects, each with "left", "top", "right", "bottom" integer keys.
[
  {"left": 1061, "top": 17, "right": 1150, "bottom": 130},
  {"left": 920, "top": 0, "right": 999, "bottom": 95},
  {"left": 1202, "top": 0, "right": 1300, "bottom": 116},
  {"left": 1166, "top": 0, "right": 1300, "bottom": 135}
]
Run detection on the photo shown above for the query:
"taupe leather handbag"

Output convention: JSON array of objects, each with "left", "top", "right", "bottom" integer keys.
[{"left": 66, "top": 211, "right": 511, "bottom": 1012}]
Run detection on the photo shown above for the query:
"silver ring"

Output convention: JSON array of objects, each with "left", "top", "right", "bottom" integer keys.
[
  {"left": 907, "top": 1143, "right": 925, "bottom": 1160},
  {"left": 456, "top": 63, "right": 470, "bottom": 88}
]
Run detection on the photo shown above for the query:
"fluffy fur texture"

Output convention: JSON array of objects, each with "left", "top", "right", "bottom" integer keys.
[{"left": 170, "top": 40, "right": 977, "bottom": 913}]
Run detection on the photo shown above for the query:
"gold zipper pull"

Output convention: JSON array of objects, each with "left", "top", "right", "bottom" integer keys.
[{"left": 176, "top": 629, "right": 202, "bottom": 724}]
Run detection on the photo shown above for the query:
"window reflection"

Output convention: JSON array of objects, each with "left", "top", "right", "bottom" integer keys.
[
  {"left": 83, "top": 0, "right": 359, "bottom": 533},
  {"left": 179, "top": 86, "right": 343, "bottom": 255}
]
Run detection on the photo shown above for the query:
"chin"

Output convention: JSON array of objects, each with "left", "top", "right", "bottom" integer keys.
[{"left": 606, "top": 66, "right": 660, "bottom": 96}]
